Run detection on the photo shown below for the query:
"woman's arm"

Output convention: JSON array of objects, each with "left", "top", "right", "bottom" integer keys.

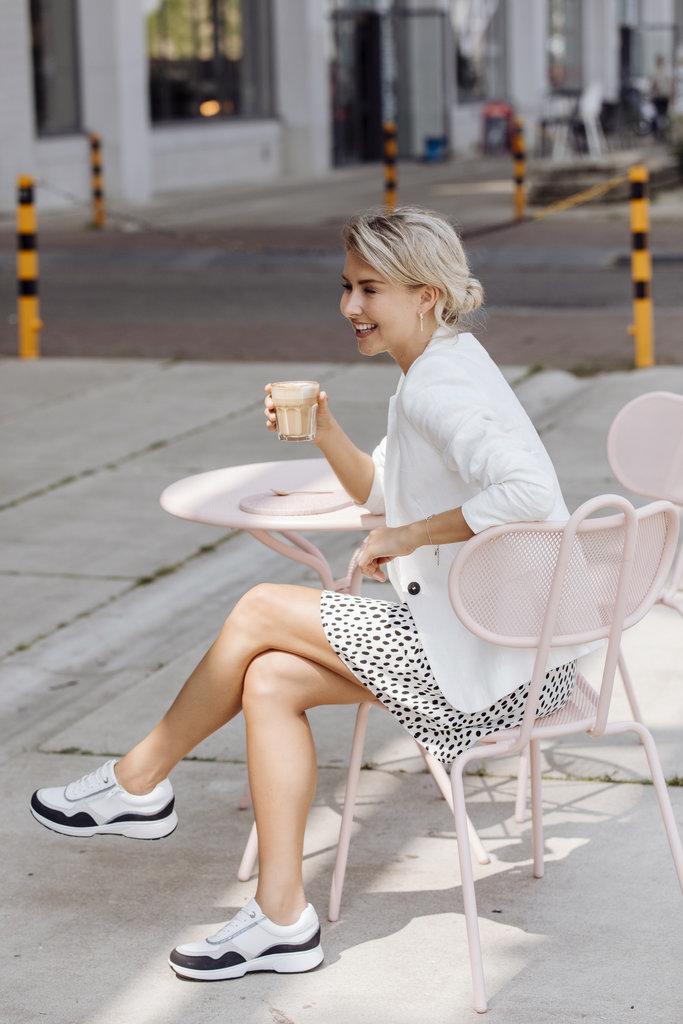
[
  {"left": 314, "top": 419, "right": 378, "bottom": 507},
  {"left": 401, "top": 375, "right": 555, "bottom": 532},
  {"left": 403, "top": 507, "right": 474, "bottom": 550}
]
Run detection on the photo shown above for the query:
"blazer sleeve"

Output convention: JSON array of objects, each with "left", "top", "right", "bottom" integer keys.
[
  {"left": 401, "top": 380, "right": 556, "bottom": 533},
  {"left": 353, "top": 435, "right": 387, "bottom": 514}
]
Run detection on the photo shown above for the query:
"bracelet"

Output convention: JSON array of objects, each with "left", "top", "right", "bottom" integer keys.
[{"left": 423, "top": 514, "right": 440, "bottom": 566}]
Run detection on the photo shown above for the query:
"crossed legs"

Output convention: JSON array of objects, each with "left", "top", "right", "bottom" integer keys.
[{"left": 114, "top": 583, "right": 380, "bottom": 924}]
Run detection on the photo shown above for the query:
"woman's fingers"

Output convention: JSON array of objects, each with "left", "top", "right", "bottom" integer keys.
[{"left": 264, "top": 383, "right": 277, "bottom": 429}]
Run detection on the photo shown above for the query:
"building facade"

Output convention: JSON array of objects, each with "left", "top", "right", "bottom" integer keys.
[{"left": 0, "top": 0, "right": 680, "bottom": 213}]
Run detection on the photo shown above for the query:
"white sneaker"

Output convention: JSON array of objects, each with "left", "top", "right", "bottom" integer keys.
[
  {"left": 29, "top": 758, "right": 177, "bottom": 840},
  {"left": 169, "top": 897, "right": 324, "bottom": 981}
]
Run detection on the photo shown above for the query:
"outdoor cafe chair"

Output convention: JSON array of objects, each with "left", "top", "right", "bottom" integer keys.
[
  {"left": 330, "top": 494, "right": 683, "bottom": 1013},
  {"left": 513, "top": 390, "right": 683, "bottom": 822}
]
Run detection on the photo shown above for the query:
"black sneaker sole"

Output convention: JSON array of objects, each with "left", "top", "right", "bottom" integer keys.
[{"left": 30, "top": 791, "right": 179, "bottom": 839}]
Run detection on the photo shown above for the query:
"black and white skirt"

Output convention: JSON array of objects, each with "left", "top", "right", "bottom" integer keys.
[{"left": 320, "top": 590, "right": 576, "bottom": 766}]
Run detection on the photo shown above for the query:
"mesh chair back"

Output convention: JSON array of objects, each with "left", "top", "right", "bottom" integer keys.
[
  {"left": 607, "top": 391, "right": 683, "bottom": 505},
  {"left": 450, "top": 498, "right": 678, "bottom": 649}
]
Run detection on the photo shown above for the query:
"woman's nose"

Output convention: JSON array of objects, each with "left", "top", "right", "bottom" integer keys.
[{"left": 342, "top": 292, "right": 363, "bottom": 317}]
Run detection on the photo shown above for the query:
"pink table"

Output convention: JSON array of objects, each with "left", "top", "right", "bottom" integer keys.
[{"left": 160, "top": 458, "right": 384, "bottom": 593}]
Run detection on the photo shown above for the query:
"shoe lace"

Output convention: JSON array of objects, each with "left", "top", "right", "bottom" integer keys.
[
  {"left": 207, "top": 905, "right": 259, "bottom": 944},
  {"left": 65, "top": 762, "right": 114, "bottom": 800}
]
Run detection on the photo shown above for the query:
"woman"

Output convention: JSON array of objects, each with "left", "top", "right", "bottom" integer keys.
[{"left": 29, "top": 206, "right": 583, "bottom": 982}]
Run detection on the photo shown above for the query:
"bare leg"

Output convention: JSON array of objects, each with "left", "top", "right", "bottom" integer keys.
[
  {"left": 114, "top": 583, "right": 377, "bottom": 798},
  {"left": 242, "top": 648, "right": 379, "bottom": 924}
]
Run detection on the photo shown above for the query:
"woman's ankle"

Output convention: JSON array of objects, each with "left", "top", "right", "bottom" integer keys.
[
  {"left": 113, "top": 757, "right": 163, "bottom": 796},
  {"left": 254, "top": 890, "right": 308, "bottom": 926}
]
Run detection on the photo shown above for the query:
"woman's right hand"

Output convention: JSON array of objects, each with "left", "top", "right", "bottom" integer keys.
[{"left": 264, "top": 384, "right": 336, "bottom": 443}]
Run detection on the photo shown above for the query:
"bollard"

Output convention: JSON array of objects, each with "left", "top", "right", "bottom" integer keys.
[
  {"left": 512, "top": 117, "right": 526, "bottom": 221},
  {"left": 16, "top": 175, "right": 42, "bottom": 359},
  {"left": 383, "top": 121, "right": 398, "bottom": 212},
  {"left": 89, "top": 132, "right": 106, "bottom": 229},
  {"left": 628, "top": 165, "right": 654, "bottom": 368}
]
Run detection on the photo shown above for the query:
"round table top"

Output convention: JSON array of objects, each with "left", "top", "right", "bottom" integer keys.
[{"left": 160, "top": 459, "right": 385, "bottom": 532}]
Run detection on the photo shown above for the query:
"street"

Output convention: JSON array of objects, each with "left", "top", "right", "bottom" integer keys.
[{"left": 2, "top": 158, "right": 682, "bottom": 370}]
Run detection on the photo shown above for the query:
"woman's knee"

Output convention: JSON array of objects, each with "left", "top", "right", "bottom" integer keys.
[
  {"left": 242, "top": 650, "right": 294, "bottom": 711},
  {"left": 225, "top": 583, "right": 283, "bottom": 632}
]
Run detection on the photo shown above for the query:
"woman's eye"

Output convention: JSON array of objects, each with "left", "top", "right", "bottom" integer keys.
[{"left": 341, "top": 283, "right": 375, "bottom": 294}]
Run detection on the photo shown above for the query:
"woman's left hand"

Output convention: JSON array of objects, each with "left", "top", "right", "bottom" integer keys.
[{"left": 357, "top": 525, "right": 418, "bottom": 582}]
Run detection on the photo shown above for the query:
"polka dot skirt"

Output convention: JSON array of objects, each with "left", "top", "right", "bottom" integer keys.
[{"left": 320, "top": 590, "right": 576, "bottom": 766}]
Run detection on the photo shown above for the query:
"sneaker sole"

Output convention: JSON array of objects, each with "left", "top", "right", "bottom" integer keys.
[
  {"left": 168, "top": 945, "right": 324, "bottom": 981},
  {"left": 29, "top": 805, "right": 179, "bottom": 840}
]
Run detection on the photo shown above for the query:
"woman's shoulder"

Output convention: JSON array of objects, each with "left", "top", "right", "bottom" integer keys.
[{"left": 402, "top": 333, "right": 491, "bottom": 393}]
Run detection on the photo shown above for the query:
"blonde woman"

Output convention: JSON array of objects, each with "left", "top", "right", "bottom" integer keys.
[{"left": 30, "top": 207, "right": 585, "bottom": 981}]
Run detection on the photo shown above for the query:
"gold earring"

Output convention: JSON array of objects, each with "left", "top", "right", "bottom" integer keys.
[{"left": 419, "top": 311, "right": 424, "bottom": 333}]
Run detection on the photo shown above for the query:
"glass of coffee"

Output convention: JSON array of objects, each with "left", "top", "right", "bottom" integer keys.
[{"left": 270, "top": 380, "right": 320, "bottom": 442}]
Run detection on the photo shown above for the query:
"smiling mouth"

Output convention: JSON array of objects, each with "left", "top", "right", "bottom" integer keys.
[{"left": 352, "top": 323, "right": 378, "bottom": 338}]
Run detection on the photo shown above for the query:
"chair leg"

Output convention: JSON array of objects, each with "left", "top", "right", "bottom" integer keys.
[
  {"left": 529, "top": 738, "right": 544, "bottom": 879},
  {"left": 515, "top": 746, "right": 530, "bottom": 822},
  {"left": 617, "top": 649, "right": 644, "bottom": 724},
  {"left": 451, "top": 760, "right": 488, "bottom": 1013},
  {"left": 605, "top": 721, "right": 683, "bottom": 893},
  {"left": 237, "top": 820, "right": 258, "bottom": 882},
  {"left": 328, "top": 702, "right": 372, "bottom": 922},
  {"left": 420, "top": 748, "right": 491, "bottom": 866},
  {"left": 237, "top": 778, "right": 252, "bottom": 810}
]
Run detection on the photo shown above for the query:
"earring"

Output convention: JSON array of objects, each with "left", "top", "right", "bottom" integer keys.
[{"left": 419, "top": 311, "right": 424, "bottom": 333}]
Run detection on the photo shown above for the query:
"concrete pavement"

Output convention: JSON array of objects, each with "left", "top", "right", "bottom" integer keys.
[{"left": 3, "top": 354, "right": 683, "bottom": 1022}]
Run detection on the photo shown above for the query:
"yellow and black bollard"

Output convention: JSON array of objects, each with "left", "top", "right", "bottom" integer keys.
[
  {"left": 16, "top": 175, "right": 42, "bottom": 359},
  {"left": 511, "top": 117, "right": 526, "bottom": 221},
  {"left": 383, "top": 121, "right": 398, "bottom": 212},
  {"left": 628, "top": 165, "right": 654, "bottom": 368},
  {"left": 89, "top": 132, "right": 106, "bottom": 229}
]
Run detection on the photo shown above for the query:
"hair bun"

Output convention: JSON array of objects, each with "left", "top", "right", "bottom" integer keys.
[{"left": 460, "top": 276, "right": 484, "bottom": 316}]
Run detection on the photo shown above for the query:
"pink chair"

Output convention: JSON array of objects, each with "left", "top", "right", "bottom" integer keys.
[
  {"left": 607, "top": 391, "right": 683, "bottom": 614},
  {"left": 447, "top": 494, "right": 682, "bottom": 1012},
  {"left": 513, "top": 390, "right": 683, "bottom": 822}
]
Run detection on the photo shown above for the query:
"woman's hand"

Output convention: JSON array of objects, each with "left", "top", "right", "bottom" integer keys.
[
  {"left": 264, "top": 384, "right": 336, "bottom": 442},
  {"left": 357, "top": 525, "right": 420, "bottom": 582}
]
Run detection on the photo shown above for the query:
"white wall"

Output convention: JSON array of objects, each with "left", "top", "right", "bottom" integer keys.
[
  {"left": 78, "top": 0, "right": 152, "bottom": 204},
  {"left": 272, "top": 0, "right": 331, "bottom": 176},
  {"left": 507, "top": 0, "right": 548, "bottom": 148},
  {"left": 0, "top": 3, "right": 37, "bottom": 212},
  {"left": 151, "top": 120, "right": 282, "bottom": 193},
  {"left": 583, "top": 0, "right": 619, "bottom": 102}
]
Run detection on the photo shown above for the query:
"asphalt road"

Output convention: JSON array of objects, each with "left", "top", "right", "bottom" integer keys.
[{"left": 1, "top": 216, "right": 681, "bottom": 370}]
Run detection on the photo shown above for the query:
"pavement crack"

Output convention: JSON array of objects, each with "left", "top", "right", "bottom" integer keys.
[{"left": 0, "top": 531, "right": 237, "bottom": 662}]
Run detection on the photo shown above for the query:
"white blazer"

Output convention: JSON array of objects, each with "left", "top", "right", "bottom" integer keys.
[{"left": 355, "top": 326, "right": 594, "bottom": 713}]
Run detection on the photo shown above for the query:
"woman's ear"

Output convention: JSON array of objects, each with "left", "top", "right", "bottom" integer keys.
[{"left": 420, "top": 285, "right": 440, "bottom": 313}]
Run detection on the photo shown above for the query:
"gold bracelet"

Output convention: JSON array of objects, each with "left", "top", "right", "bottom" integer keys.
[{"left": 423, "top": 514, "right": 440, "bottom": 566}]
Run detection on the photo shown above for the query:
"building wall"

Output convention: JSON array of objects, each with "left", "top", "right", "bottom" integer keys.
[{"left": 0, "top": 0, "right": 330, "bottom": 213}]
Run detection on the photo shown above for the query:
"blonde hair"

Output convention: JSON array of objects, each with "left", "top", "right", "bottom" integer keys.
[{"left": 342, "top": 205, "right": 484, "bottom": 328}]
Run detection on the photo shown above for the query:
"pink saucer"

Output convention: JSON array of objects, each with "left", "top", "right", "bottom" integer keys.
[{"left": 239, "top": 488, "right": 354, "bottom": 516}]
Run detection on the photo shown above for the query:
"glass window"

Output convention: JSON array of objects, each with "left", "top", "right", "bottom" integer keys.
[
  {"left": 547, "top": 0, "right": 582, "bottom": 93},
  {"left": 30, "top": 0, "right": 81, "bottom": 136},
  {"left": 451, "top": 0, "right": 507, "bottom": 103},
  {"left": 147, "top": 0, "right": 274, "bottom": 123}
]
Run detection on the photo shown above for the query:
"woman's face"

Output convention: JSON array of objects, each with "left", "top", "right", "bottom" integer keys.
[{"left": 340, "top": 250, "right": 430, "bottom": 360}]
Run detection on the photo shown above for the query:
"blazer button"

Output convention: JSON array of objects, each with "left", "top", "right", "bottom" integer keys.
[{"left": 407, "top": 581, "right": 421, "bottom": 595}]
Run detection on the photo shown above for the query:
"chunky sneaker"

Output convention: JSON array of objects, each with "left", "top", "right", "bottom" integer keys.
[
  {"left": 29, "top": 758, "right": 177, "bottom": 840},
  {"left": 169, "top": 897, "right": 323, "bottom": 981}
]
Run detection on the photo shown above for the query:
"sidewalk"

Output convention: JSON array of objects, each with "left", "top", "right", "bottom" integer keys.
[{"left": 3, "top": 355, "right": 683, "bottom": 1023}]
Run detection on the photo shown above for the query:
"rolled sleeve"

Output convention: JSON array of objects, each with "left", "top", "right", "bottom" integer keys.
[
  {"left": 354, "top": 435, "right": 386, "bottom": 514},
  {"left": 402, "top": 383, "right": 556, "bottom": 533}
]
